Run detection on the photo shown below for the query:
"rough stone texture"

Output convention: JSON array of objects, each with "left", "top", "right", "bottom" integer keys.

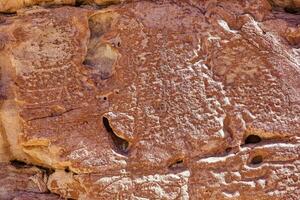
[
  {"left": 0, "top": 162, "right": 60, "bottom": 199},
  {"left": 0, "top": 0, "right": 75, "bottom": 12},
  {"left": 0, "top": 0, "right": 299, "bottom": 199},
  {"left": 0, "top": 0, "right": 122, "bottom": 13},
  {"left": 270, "top": 0, "right": 300, "bottom": 8}
]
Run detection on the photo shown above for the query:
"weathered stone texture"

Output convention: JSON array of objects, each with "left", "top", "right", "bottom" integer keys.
[{"left": 0, "top": 0, "right": 299, "bottom": 199}]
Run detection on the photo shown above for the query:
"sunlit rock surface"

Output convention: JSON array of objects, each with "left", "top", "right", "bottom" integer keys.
[{"left": 0, "top": 0, "right": 299, "bottom": 199}]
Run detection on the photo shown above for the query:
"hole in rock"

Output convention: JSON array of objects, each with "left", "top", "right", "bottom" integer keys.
[
  {"left": 117, "top": 42, "right": 121, "bottom": 47},
  {"left": 75, "top": 0, "right": 93, "bottom": 7},
  {"left": 284, "top": 7, "right": 300, "bottom": 14},
  {"left": 245, "top": 135, "right": 262, "bottom": 144},
  {"left": 65, "top": 167, "right": 70, "bottom": 173},
  {"left": 251, "top": 155, "right": 263, "bottom": 165},
  {"left": 10, "top": 160, "right": 28, "bottom": 168},
  {"left": 75, "top": 0, "right": 83, "bottom": 7},
  {"left": 103, "top": 96, "right": 107, "bottom": 101},
  {"left": 225, "top": 147, "right": 232, "bottom": 153},
  {"left": 168, "top": 159, "right": 185, "bottom": 171},
  {"left": 103, "top": 117, "right": 129, "bottom": 155}
]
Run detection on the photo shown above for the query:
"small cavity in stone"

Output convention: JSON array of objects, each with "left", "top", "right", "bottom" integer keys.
[
  {"left": 284, "top": 7, "right": 300, "bottom": 14},
  {"left": 251, "top": 155, "right": 263, "bottom": 165},
  {"left": 245, "top": 134, "right": 262, "bottom": 144},
  {"left": 168, "top": 159, "right": 185, "bottom": 171},
  {"left": 65, "top": 167, "right": 70, "bottom": 173},
  {"left": 10, "top": 160, "right": 27, "bottom": 168},
  {"left": 103, "top": 116, "right": 129, "bottom": 155}
]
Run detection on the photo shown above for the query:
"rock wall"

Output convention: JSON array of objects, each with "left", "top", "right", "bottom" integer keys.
[{"left": 0, "top": 0, "right": 299, "bottom": 199}]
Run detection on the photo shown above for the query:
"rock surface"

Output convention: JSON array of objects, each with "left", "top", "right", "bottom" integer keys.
[
  {"left": 0, "top": 162, "right": 59, "bottom": 199},
  {"left": 0, "top": 0, "right": 299, "bottom": 199},
  {"left": 0, "top": 0, "right": 122, "bottom": 12}
]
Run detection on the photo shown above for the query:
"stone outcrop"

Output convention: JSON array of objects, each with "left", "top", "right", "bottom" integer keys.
[
  {"left": 0, "top": 0, "right": 299, "bottom": 199},
  {"left": 0, "top": 0, "right": 122, "bottom": 13},
  {"left": 0, "top": 162, "right": 59, "bottom": 199},
  {"left": 270, "top": 0, "right": 300, "bottom": 8}
]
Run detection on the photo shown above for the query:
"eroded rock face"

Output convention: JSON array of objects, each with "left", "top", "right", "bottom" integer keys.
[
  {"left": 0, "top": 0, "right": 75, "bottom": 12},
  {"left": 0, "top": 0, "right": 122, "bottom": 13},
  {"left": 0, "top": 0, "right": 299, "bottom": 199},
  {"left": 0, "top": 162, "right": 59, "bottom": 199},
  {"left": 270, "top": 0, "right": 300, "bottom": 8}
]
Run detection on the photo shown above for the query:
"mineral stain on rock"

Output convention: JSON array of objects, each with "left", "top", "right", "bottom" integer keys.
[{"left": 0, "top": 0, "right": 299, "bottom": 199}]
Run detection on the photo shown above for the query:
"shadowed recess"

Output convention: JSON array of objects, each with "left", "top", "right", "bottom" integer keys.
[
  {"left": 103, "top": 116, "right": 129, "bottom": 155},
  {"left": 251, "top": 155, "right": 263, "bottom": 165},
  {"left": 10, "top": 160, "right": 28, "bottom": 168},
  {"left": 245, "top": 134, "right": 262, "bottom": 144},
  {"left": 168, "top": 159, "right": 185, "bottom": 171},
  {"left": 284, "top": 7, "right": 300, "bottom": 14}
]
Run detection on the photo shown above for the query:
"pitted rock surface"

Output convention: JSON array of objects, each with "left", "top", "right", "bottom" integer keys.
[{"left": 0, "top": 0, "right": 299, "bottom": 199}]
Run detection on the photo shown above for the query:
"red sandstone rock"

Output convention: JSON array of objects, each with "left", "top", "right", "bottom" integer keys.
[
  {"left": 0, "top": 0, "right": 299, "bottom": 199},
  {"left": 0, "top": 162, "right": 59, "bottom": 199}
]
